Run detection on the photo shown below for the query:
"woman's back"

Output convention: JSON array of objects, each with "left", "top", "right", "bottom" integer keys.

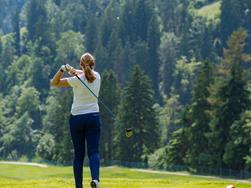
[{"left": 67, "top": 71, "right": 101, "bottom": 115}]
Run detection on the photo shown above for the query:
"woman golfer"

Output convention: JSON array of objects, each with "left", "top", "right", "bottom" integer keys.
[{"left": 51, "top": 53, "right": 101, "bottom": 188}]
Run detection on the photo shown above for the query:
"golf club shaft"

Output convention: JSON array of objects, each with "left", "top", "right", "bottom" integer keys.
[
  {"left": 75, "top": 75, "right": 115, "bottom": 118},
  {"left": 76, "top": 75, "right": 133, "bottom": 137}
]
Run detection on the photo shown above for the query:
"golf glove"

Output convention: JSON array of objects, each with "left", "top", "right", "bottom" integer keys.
[{"left": 60, "top": 64, "right": 72, "bottom": 72}]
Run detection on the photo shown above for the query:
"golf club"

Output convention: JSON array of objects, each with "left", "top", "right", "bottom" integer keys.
[{"left": 74, "top": 72, "right": 133, "bottom": 138}]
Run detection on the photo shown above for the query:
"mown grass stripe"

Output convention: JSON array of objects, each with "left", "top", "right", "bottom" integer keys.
[{"left": 0, "top": 164, "right": 250, "bottom": 188}]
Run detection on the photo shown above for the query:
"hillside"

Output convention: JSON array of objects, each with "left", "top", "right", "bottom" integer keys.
[{"left": 196, "top": 1, "right": 221, "bottom": 21}]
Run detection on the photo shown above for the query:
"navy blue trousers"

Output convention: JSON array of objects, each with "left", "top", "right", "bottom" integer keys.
[{"left": 69, "top": 113, "right": 101, "bottom": 188}]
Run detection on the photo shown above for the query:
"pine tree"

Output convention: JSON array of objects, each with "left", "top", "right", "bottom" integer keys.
[
  {"left": 0, "top": 95, "right": 6, "bottom": 148},
  {"left": 107, "top": 29, "right": 122, "bottom": 71},
  {"left": 208, "top": 28, "right": 251, "bottom": 168},
  {"left": 147, "top": 11, "right": 161, "bottom": 100},
  {"left": 12, "top": 7, "right": 20, "bottom": 56},
  {"left": 185, "top": 61, "right": 213, "bottom": 168},
  {"left": 178, "top": 1, "right": 192, "bottom": 57},
  {"left": 113, "top": 42, "right": 133, "bottom": 85},
  {"left": 159, "top": 32, "right": 180, "bottom": 97},
  {"left": 201, "top": 24, "right": 215, "bottom": 61},
  {"left": 99, "top": 70, "right": 120, "bottom": 161},
  {"left": 118, "top": 0, "right": 135, "bottom": 44},
  {"left": 115, "top": 65, "right": 160, "bottom": 162},
  {"left": 131, "top": 41, "right": 149, "bottom": 76},
  {"left": 221, "top": 29, "right": 251, "bottom": 170},
  {"left": 134, "top": 0, "right": 151, "bottom": 41},
  {"left": 156, "top": 0, "right": 180, "bottom": 32},
  {"left": 0, "top": 35, "right": 5, "bottom": 93},
  {"left": 94, "top": 41, "right": 108, "bottom": 71},
  {"left": 242, "top": 111, "right": 251, "bottom": 170},
  {"left": 85, "top": 16, "right": 98, "bottom": 53},
  {"left": 165, "top": 106, "right": 191, "bottom": 167},
  {"left": 119, "top": 0, "right": 153, "bottom": 44},
  {"left": 26, "top": 0, "right": 50, "bottom": 45},
  {"left": 99, "top": 1, "right": 119, "bottom": 48},
  {"left": 245, "top": 0, "right": 251, "bottom": 50},
  {"left": 220, "top": 0, "right": 245, "bottom": 47}
]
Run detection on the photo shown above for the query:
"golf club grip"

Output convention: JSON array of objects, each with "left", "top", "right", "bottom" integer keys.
[{"left": 75, "top": 75, "right": 115, "bottom": 118}]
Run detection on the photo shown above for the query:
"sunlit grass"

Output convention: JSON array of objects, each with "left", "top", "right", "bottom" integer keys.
[
  {"left": 197, "top": 1, "right": 221, "bottom": 21},
  {"left": 0, "top": 163, "right": 250, "bottom": 188}
]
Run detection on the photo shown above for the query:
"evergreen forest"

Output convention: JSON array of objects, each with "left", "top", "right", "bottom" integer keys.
[{"left": 0, "top": 0, "right": 251, "bottom": 173}]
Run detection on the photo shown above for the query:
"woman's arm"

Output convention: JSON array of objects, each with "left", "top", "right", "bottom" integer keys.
[
  {"left": 51, "top": 65, "right": 82, "bottom": 87},
  {"left": 50, "top": 67, "right": 70, "bottom": 87}
]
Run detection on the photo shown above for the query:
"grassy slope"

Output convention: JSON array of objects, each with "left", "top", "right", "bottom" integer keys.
[
  {"left": 0, "top": 164, "right": 250, "bottom": 188},
  {"left": 196, "top": 1, "right": 221, "bottom": 21}
]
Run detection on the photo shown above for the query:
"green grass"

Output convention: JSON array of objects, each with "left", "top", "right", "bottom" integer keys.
[
  {"left": 196, "top": 1, "right": 221, "bottom": 21},
  {"left": 0, "top": 163, "right": 250, "bottom": 188}
]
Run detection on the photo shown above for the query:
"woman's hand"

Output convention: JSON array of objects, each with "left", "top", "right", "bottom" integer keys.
[
  {"left": 67, "top": 65, "right": 78, "bottom": 76},
  {"left": 61, "top": 64, "right": 77, "bottom": 76},
  {"left": 51, "top": 64, "right": 71, "bottom": 87},
  {"left": 60, "top": 65, "right": 68, "bottom": 72}
]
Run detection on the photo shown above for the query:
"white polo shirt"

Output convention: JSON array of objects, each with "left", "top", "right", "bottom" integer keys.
[{"left": 67, "top": 71, "right": 101, "bottom": 115}]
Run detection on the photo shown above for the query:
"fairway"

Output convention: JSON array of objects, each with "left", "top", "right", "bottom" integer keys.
[{"left": 0, "top": 163, "right": 250, "bottom": 188}]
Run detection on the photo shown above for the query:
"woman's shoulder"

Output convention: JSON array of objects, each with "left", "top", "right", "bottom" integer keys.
[{"left": 93, "top": 70, "right": 101, "bottom": 79}]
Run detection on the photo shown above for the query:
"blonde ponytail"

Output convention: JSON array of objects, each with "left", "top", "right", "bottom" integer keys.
[
  {"left": 84, "top": 65, "right": 96, "bottom": 83},
  {"left": 80, "top": 53, "right": 96, "bottom": 83}
]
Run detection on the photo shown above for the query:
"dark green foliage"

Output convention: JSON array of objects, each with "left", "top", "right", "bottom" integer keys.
[
  {"left": 172, "top": 57, "right": 200, "bottom": 105},
  {"left": 30, "top": 57, "right": 50, "bottom": 98},
  {"left": 165, "top": 107, "right": 191, "bottom": 167},
  {"left": 1, "top": 33, "right": 16, "bottom": 68},
  {"left": 148, "top": 147, "right": 169, "bottom": 169},
  {"left": 242, "top": 111, "right": 251, "bottom": 170},
  {"left": 245, "top": 1, "right": 251, "bottom": 50},
  {"left": 223, "top": 114, "right": 249, "bottom": 170},
  {"left": 0, "top": 0, "right": 251, "bottom": 171},
  {"left": 36, "top": 133, "right": 56, "bottom": 161},
  {"left": 99, "top": 2, "right": 119, "bottom": 48},
  {"left": 85, "top": 16, "right": 98, "bottom": 53},
  {"left": 159, "top": 95, "right": 183, "bottom": 145},
  {"left": 189, "top": 17, "right": 208, "bottom": 60},
  {"left": 201, "top": 24, "right": 215, "bottom": 61},
  {"left": 112, "top": 42, "right": 133, "bottom": 85},
  {"left": 6, "top": 55, "right": 32, "bottom": 91},
  {"left": 159, "top": 32, "right": 180, "bottom": 96},
  {"left": 55, "top": 30, "right": 85, "bottom": 68},
  {"left": 177, "top": 1, "right": 192, "bottom": 57},
  {"left": 0, "top": 85, "right": 41, "bottom": 160},
  {"left": 115, "top": 66, "right": 160, "bottom": 162},
  {"left": 185, "top": 61, "right": 213, "bottom": 168},
  {"left": 99, "top": 70, "right": 120, "bottom": 161},
  {"left": 156, "top": 0, "right": 180, "bottom": 32},
  {"left": 16, "top": 86, "right": 42, "bottom": 130},
  {"left": 94, "top": 1, "right": 122, "bottom": 71},
  {"left": 147, "top": 12, "right": 161, "bottom": 100},
  {"left": 0, "top": 112, "right": 34, "bottom": 160},
  {"left": 12, "top": 7, "right": 21, "bottom": 56},
  {"left": 166, "top": 128, "right": 187, "bottom": 167},
  {"left": 42, "top": 89, "right": 73, "bottom": 164},
  {"left": 220, "top": 0, "right": 249, "bottom": 46},
  {"left": 207, "top": 29, "right": 251, "bottom": 169},
  {"left": 26, "top": 0, "right": 50, "bottom": 44},
  {"left": 0, "top": 0, "right": 25, "bottom": 34}
]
